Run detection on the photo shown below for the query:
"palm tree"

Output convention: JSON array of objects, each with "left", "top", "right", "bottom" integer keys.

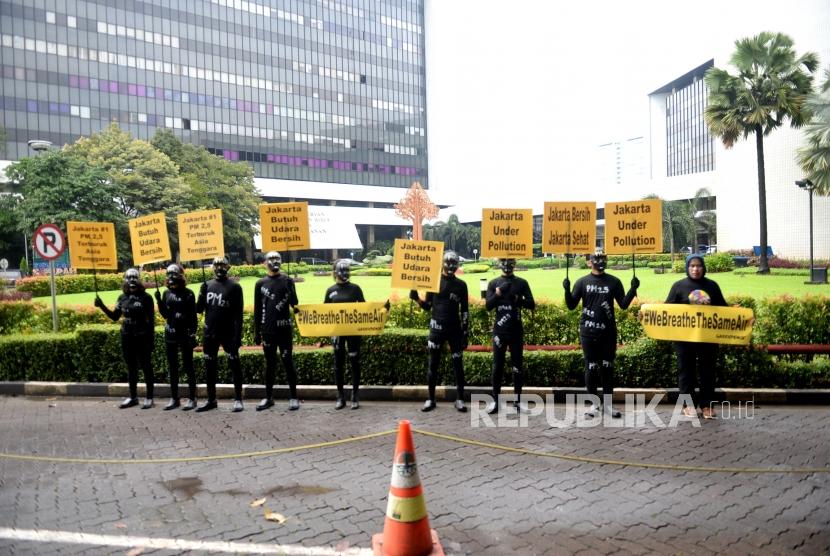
[
  {"left": 704, "top": 32, "right": 818, "bottom": 273},
  {"left": 798, "top": 67, "right": 830, "bottom": 194}
]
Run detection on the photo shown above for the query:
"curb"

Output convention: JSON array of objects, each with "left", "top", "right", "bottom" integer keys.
[{"left": 1, "top": 382, "right": 829, "bottom": 404}]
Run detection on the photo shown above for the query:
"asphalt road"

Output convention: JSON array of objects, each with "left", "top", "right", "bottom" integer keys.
[{"left": 0, "top": 396, "right": 828, "bottom": 555}]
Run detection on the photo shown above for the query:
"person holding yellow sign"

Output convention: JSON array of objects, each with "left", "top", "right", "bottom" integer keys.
[
  {"left": 564, "top": 249, "right": 639, "bottom": 419},
  {"left": 484, "top": 258, "right": 536, "bottom": 414},
  {"left": 254, "top": 251, "right": 301, "bottom": 412},
  {"left": 195, "top": 256, "right": 245, "bottom": 413},
  {"left": 324, "top": 260, "right": 366, "bottom": 410},
  {"left": 94, "top": 269, "right": 156, "bottom": 409},
  {"left": 664, "top": 255, "right": 727, "bottom": 419},
  {"left": 410, "top": 250, "right": 470, "bottom": 413}
]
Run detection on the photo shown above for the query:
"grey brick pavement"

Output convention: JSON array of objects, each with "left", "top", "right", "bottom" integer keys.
[{"left": 0, "top": 396, "right": 828, "bottom": 555}]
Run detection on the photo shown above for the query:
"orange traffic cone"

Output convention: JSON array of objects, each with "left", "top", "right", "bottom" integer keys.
[{"left": 372, "top": 420, "right": 444, "bottom": 556}]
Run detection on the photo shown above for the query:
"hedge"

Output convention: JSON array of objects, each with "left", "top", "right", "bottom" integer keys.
[
  {"left": 1, "top": 326, "right": 827, "bottom": 388},
  {"left": 2, "top": 295, "right": 827, "bottom": 348},
  {"left": 15, "top": 264, "right": 325, "bottom": 296}
]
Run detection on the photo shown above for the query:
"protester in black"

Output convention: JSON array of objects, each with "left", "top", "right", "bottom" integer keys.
[
  {"left": 410, "top": 250, "right": 470, "bottom": 413},
  {"left": 154, "top": 264, "right": 197, "bottom": 411},
  {"left": 484, "top": 258, "right": 536, "bottom": 413},
  {"left": 95, "top": 268, "right": 156, "bottom": 409},
  {"left": 564, "top": 250, "right": 638, "bottom": 418},
  {"left": 324, "top": 260, "right": 366, "bottom": 410},
  {"left": 195, "top": 256, "right": 244, "bottom": 412},
  {"left": 665, "top": 254, "right": 727, "bottom": 419},
  {"left": 254, "top": 251, "right": 300, "bottom": 411}
]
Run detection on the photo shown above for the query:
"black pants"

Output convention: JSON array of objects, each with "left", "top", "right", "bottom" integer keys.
[
  {"left": 263, "top": 332, "right": 297, "bottom": 399},
  {"left": 165, "top": 339, "right": 195, "bottom": 400},
  {"left": 426, "top": 330, "right": 466, "bottom": 402},
  {"left": 122, "top": 334, "right": 154, "bottom": 400},
  {"left": 674, "top": 341, "right": 717, "bottom": 409},
  {"left": 491, "top": 333, "right": 524, "bottom": 400},
  {"left": 202, "top": 335, "right": 242, "bottom": 402},
  {"left": 580, "top": 334, "right": 617, "bottom": 399},
  {"left": 333, "top": 336, "right": 361, "bottom": 399}
]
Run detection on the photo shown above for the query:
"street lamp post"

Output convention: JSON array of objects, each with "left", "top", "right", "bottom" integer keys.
[
  {"left": 473, "top": 248, "right": 478, "bottom": 262},
  {"left": 28, "top": 140, "right": 59, "bottom": 331},
  {"left": 795, "top": 179, "right": 827, "bottom": 284}
]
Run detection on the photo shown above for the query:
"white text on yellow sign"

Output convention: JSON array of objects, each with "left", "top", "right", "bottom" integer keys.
[
  {"left": 390, "top": 239, "right": 443, "bottom": 292},
  {"left": 128, "top": 211, "right": 171, "bottom": 265},
  {"left": 66, "top": 221, "right": 118, "bottom": 270},
  {"left": 177, "top": 209, "right": 224, "bottom": 262},
  {"left": 259, "top": 202, "right": 310, "bottom": 251},
  {"left": 480, "top": 208, "right": 533, "bottom": 259}
]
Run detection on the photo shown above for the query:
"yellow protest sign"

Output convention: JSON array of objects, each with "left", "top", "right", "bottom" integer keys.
[
  {"left": 295, "top": 302, "right": 389, "bottom": 336},
  {"left": 391, "top": 239, "right": 443, "bottom": 292},
  {"left": 66, "top": 221, "right": 118, "bottom": 270},
  {"left": 640, "top": 303, "right": 754, "bottom": 345},
  {"left": 604, "top": 199, "right": 662, "bottom": 254},
  {"left": 480, "top": 208, "right": 533, "bottom": 258},
  {"left": 128, "top": 212, "right": 171, "bottom": 265},
  {"left": 259, "top": 202, "right": 310, "bottom": 251},
  {"left": 177, "top": 209, "right": 224, "bottom": 262},
  {"left": 542, "top": 202, "right": 596, "bottom": 254}
]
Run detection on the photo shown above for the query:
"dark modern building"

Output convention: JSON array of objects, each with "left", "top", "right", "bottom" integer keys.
[{"left": 1, "top": 0, "right": 431, "bottom": 258}]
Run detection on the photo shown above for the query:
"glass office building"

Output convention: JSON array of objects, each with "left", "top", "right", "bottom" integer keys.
[
  {"left": 0, "top": 0, "right": 428, "bottom": 189},
  {"left": 650, "top": 60, "right": 715, "bottom": 178}
]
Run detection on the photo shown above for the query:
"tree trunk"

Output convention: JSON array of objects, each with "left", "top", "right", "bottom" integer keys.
[{"left": 755, "top": 126, "right": 770, "bottom": 274}]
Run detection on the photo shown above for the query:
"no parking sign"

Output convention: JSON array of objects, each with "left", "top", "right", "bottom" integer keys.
[{"left": 33, "top": 223, "right": 66, "bottom": 261}]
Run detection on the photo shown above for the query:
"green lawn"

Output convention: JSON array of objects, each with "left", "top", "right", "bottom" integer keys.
[{"left": 34, "top": 267, "right": 830, "bottom": 308}]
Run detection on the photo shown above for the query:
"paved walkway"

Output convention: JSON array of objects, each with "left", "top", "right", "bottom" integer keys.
[{"left": 0, "top": 396, "right": 828, "bottom": 555}]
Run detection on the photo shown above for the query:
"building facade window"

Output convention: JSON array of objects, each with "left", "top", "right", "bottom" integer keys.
[
  {"left": 666, "top": 77, "right": 714, "bottom": 177},
  {"left": 0, "top": 0, "right": 428, "bottom": 189}
]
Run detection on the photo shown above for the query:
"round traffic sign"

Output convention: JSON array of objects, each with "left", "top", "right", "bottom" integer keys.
[{"left": 33, "top": 224, "right": 66, "bottom": 261}]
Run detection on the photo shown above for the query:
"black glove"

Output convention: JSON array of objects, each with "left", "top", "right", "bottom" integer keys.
[
  {"left": 498, "top": 282, "right": 512, "bottom": 298},
  {"left": 563, "top": 278, "right": 571, "bottom": 291},
  {"left": 94, "top": 296, "right": 104, "bottom": 309},
  {"left": 384, "top": 300, "right": 391, "bottom": 312},
  {"left": 293, "top": 305, "right": 300, "bottom": 314},
  {"left": 409, "top": 289, "right": 419, "bottom": 301},
  {"left": 631, "top": 277, "right": 640, "bottom": 290},
  {"left": 154, "top": 290, "right": 162, "bottom": 302},
  {"left": 254, "top": 332, "right": 262, "bottom": 345}
]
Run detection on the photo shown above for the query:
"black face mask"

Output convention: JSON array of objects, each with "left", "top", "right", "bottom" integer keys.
[
  {"left": 443, "top": 253, "right": 459, "bottom": 275},
  {"left": 125, "top": 269, "right": 141, "bottom": 290},
  {"left": 213, "top": 264, "right": 229, "bottom": 280},
  {"left": 265, "top": 251, "right": 282, "bottom": 273},
  {"left": 500, "top": 259, "right": 516, "bottom": 275},
  {"left": 590, "top": 256, "right": 607, "bottom": 272},
  {"left": 334, "top": 262, "right": 350, "bottom": 282}
]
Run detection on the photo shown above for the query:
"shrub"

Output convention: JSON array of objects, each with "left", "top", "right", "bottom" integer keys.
[
  {"left": 704, "top": 252, "right": 735, "bottom": 272},
  {"left": 2, "top": 326, "right": 828, "bottom": 388},
  {"left": 353, "top": 267, "right": 392, "bottom": 277},
  {"left": 0, "top": 291, "right": 33, "bottom": 301},
  {"left": 460, "top": 264, "right": 490, "bottom": 274}
]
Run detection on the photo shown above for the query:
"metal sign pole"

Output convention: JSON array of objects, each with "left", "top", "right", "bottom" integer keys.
[{"left": 49, "top": 259, "right": 58, "bottom": 332}]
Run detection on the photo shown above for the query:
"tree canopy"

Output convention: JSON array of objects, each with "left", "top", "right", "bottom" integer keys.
[
  {"left": 798, "top": 67, "right": 830, "bottom": 195},
  {"left": 5, "top": 124, "right": 261, "bottom": 268},
  {"left": 704, "top": 31, "right": 818, "bottom": 272}
]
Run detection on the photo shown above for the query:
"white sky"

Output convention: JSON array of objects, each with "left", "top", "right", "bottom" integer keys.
[{"left": 425, "top": 0, "right": 830, "bottom": 213}]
